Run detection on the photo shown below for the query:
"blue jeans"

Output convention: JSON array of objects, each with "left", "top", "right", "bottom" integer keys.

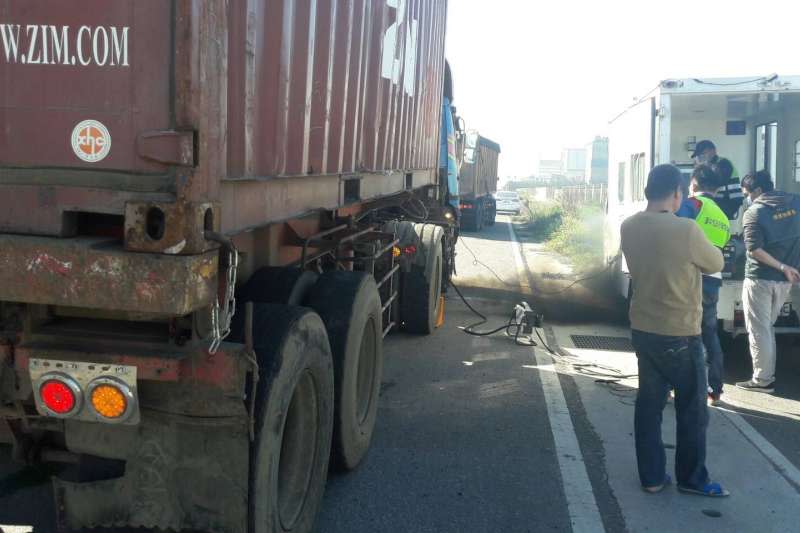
[
  {"left": 702, "top": 287, "right": 724, "bottom": 395},
  {"left": 632, "top": 330, "right": 710, "bottom": 489}
]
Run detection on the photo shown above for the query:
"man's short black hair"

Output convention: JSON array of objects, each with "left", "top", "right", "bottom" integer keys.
[
  {"left": 692, "top": 164, "right": 721, "bottom": 192},
  {"left": 645, "top": 164, "right": 682, "bottom": 201},
  {"left": 742, "top": 170, "right": 775, "bottom": 193},
  {"left": 712, "top": 158, "right": 734, "bottom": 181},
  {"left": 691, "top": 139, "right": 716, "bottom": 158}
]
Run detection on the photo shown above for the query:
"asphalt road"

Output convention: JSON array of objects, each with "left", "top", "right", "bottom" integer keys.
[
  {"left": 4, "top": 215, "right": 800, "bottom": 532},
  {"left": 317, "top": 215, "right": 800, "bottom": 533}
]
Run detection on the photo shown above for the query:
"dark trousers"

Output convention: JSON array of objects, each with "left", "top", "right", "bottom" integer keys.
[
  {"left": 702, "top": 287, "right": 724, "bottom": 395},
  {"left": 632, "top": 330, "right": 709, "bottom": 489}
]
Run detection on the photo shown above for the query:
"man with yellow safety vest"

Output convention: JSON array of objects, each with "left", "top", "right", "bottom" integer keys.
[{"left": 677, "top": 165, "right": 731, "bottom": 405}]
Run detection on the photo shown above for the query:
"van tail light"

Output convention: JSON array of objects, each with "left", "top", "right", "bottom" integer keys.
[{"left": 38, "top": 374, "right": 82, "bottom": 417}]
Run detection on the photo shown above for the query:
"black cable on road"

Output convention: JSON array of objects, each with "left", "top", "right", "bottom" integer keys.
[{"left": 451, "top": 280, "right": 637, "bottom": 380}]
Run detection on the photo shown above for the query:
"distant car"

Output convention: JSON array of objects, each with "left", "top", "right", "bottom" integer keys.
[{"left": 494, "top": 191, "right": 522, "bottom": 215}]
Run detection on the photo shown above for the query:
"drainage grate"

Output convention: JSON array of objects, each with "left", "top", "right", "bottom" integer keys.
[{"left": 570, "top": 335, "right": 634, "bottom": 352}]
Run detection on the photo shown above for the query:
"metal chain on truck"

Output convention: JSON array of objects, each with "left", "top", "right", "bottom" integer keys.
[
  {"left": 205, "top": 231, "right": 239, "bottom": 354},
  {"left": 206, "top": 233, "right": 260, "bottom": 440}
]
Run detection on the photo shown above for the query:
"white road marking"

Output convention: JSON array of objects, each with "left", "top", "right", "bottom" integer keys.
[
  {"left": 507, "top": 221, "right": 604, "bottom": 532},
  {"left": 717, "top": 406, "right": 800, "bottom": 490},
  {"left": 551, "top": 323, "right": 800, "bottom": 532},
  {"left": 535, "top": 354, "right": 605, "bottom": 533}
]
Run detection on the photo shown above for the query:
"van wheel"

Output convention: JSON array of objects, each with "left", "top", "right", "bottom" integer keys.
[
  {"left": 305, "top": 272, "right": 384, "bottom": 471},
  {"left": 402, "top": 224, "right": 444, "bottom": 334},
  {"left": 236, "top": 305, "right": 334, "bottom": 533}
]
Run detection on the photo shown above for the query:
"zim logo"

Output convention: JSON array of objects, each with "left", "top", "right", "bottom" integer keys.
[{"left": 71, "top": 119, "right": 111, "bottom": 163}]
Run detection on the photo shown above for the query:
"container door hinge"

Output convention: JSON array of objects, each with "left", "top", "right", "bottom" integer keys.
[{"left": 137, "top": 130, "right": 196, "bottom": 167}]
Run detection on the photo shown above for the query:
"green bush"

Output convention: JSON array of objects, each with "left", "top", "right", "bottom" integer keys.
[
  {"left": 546, "top": 205, "right": 604, "bottom": 269},
  {"left": 514, "top": 199, "right": 563, "bottom": 242},
  {"left": 512, "top": 195, "right": 604, "bottom": 269}
]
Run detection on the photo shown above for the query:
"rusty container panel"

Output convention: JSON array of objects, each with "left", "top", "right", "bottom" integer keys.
[
  {"left": 1, "top": 0, "right": 447, "bottom": 239},
  {"left": 459, "top": 134, "right": 501, "bottom": 200},
  {"left": 0, "top": 1, "right": 172, "bottom": 173},
  {"left": 226, "top": 0, "right": 447, "bottom": 178}
]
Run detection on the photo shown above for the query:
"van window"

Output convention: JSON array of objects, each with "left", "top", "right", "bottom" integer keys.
[
  {"left": 631, "top": 153, "right": 646, "bottom": 201},
  {"left": 496, "top": 191, "right": 519, "bottom": 199},
  {"left": 617, "top": 162, "right": 626, "bottom": 202},
  {"left": 756, "top": 122, "right": 778, "bottom": 175}
]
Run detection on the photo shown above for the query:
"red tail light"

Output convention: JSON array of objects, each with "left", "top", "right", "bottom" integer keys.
[
  {"left": 403, "top": 245, "right": 417, "bottom": 256},
  {"left": 40, "top": 379, "right": 78, "bottom": 415},
  {"left": 459, "top": 203, "right": 473, "bottom": 209}
]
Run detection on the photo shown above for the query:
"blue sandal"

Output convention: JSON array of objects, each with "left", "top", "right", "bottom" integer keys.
[{"left": 678, "top": 482, "right": 730, "bottom": 497}]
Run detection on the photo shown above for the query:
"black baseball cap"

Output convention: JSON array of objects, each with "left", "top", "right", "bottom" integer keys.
[{"left": 691, "top": 139, "right": 716, "bottom": 158}]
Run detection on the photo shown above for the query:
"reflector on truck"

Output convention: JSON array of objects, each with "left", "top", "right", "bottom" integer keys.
[{"left": 30, "top": 358, "right": 140, "bottom": 425}]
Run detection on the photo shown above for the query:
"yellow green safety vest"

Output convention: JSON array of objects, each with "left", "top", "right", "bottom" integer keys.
[{"left": 695, "top": 195, "right": 730, "bottom": 248}]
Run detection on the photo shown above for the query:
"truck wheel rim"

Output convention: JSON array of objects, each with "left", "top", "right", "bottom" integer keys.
[
  {"left": 278, "top": 370, "right": 319, "bottom": 530},
  {"left": 356, "top": 315, "right": 378, "bottom": 425}
]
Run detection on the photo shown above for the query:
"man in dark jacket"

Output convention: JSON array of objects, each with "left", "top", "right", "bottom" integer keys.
[
  {"left": 736, "top": 171, "right": 800, "bottom": 393},
  {"left": 692, "top": 140, "right": 744, "bottom": 219}
]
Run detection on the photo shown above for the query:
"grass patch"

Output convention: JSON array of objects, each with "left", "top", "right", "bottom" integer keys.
[
  {"left": 514, "top": 196, "right": 604, "bottom": 270},
  {"left": 546, "top": 205, "right": 604, "bottom": 270},
  {"left": 513, "top": 199, "right": 563, "bottom": 242}
]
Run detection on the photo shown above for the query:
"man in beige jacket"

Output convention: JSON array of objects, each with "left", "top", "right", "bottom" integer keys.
[{"left": 621, "top": 164, "right": 728, "bottom": 497}]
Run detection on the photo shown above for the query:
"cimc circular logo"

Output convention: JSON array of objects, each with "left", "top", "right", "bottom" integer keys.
[{"left": 71, "top": 120, "right": 111, "bottom": 163}]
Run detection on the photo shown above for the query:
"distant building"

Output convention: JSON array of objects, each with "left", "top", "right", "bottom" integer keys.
[
  {"left": 538, "top": 159, "right": 563, "bottom": 180},
  {"left": 584, "top": 136, "right": 609, "bottom": 184},
  {"left": 562, "top": 148, "right": 587, "bottom": 181}
]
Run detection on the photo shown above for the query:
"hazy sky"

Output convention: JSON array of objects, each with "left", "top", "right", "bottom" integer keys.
[{"left": 445, "top": 0, "right": 798, "bottom": 178}]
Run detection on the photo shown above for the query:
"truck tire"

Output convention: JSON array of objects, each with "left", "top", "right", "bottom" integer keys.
[
  {"left": 486, "top": 200, "right": 496, "bottom": 226},
  {"left": 383, "top": 220, "right": 418, "bottom": 247},
  {"left": 305, "top": 271, "right": 383, "bottom": 471},
  {"left": 239, "top": 267, "right": 319, "bottom": 305},
  {"left": 240, "top": 304, "right": 334, "bottom": 533},
  {"left": 402, "top": 224, "right": 444, "bottom": 334},
  {"left": 475, "top": 200, "right": 485, "bottom": 232}
]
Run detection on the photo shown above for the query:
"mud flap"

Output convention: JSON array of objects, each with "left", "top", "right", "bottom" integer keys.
[{"left": 54, "top": 410, "right": 249, "bottom": 532}]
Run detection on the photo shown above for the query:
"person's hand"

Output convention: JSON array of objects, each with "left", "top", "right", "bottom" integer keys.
[{"left": 781, "top": 264, "right": 800, "bottom": 283}]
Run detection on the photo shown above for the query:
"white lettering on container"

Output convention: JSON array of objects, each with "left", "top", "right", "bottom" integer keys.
[
  {"left": 92, "top": 26, "right": 108, "bottom": 66},
  {"left": 110, "top": 26, "right": 129, "bottom": 67},
  {"left": 381, "top": 0, "right": 419, "bottom": 97},
  {"left": 77, "top": 26, "right": 92, "bottom": 66},
  {"left": 0, "top": 23, "right": 130, "bottom": 67},
  {"left": 0, "top": 24, "right": 20, "bottom": 63},
  {"left": 48, "top": 25, "right": 70, "bottom": 65},
  {"left": 25, "top": 25, "right": 40, "bottom": 64}
]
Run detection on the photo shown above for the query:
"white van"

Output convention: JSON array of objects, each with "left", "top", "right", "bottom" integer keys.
[{"left": 605, "top": 75, "right": 800, "bottom": 337}]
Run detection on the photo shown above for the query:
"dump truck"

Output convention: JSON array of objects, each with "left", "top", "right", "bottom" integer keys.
[
  {"left": 458, "top": 132, "right": 501, "bottom": 231},
  {"left": 0, "top": 1, "right": 461, "bottom": 531}
]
